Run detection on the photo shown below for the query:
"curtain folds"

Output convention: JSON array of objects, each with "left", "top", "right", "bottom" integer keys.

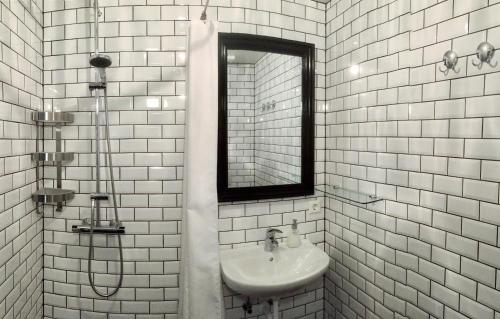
[{"left": 179, "top": 20, "right": 224, "bottom": 319}]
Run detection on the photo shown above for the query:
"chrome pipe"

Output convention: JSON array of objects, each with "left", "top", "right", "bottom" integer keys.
[
  {"left": 93, "top": 0, "right": 102, "bottom": 226},
  {"left": 94, "top": 0, "right": 99, "bottom": 55},
  {"left": 55, "top": 124, "right": 63, "bottom": 211},
  {"left": 86, "top": 86, "right": 124, "bottom": 298},
  {"left": 35, "top": 123, "right": 41, "bottom": 214},
  {"left": 94, "top": 86, "right": 101, "bottom": 226},
  {"left": 83, "top": 0, "right": 124, "bottom": 299}
]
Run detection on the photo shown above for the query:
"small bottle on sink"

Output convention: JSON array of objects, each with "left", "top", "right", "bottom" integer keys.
[{"left": 287, "top": 219, "right": 301, "bottom": 248}]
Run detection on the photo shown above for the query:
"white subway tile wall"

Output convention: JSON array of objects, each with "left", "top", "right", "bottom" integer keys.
[
  {"left": 8, "top": 0, "right": 500, "bottom": 318},
  {"left": 42, "top": 0, "right": 326, "bottom": 318},
  {"left": 227, "top": 64, "right": 256, "bottom": 187},
  {"left": 325, "top": 0, "right": 500, "bottom": 319},
  {"left": 254, "top": 53, "right": 303, "bottom": 186},
  {"left": 0, "top": 0, "right": 44, "bottom": 318}
]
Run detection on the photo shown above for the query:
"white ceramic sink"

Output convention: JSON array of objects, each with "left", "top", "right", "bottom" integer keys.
[{"left": 220, "top": 239, "right": 329, "bottom": 297}]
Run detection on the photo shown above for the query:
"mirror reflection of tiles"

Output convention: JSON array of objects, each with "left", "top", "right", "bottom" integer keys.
[{"left": 227, "top": 52, "right": 302, "bottom": 187}]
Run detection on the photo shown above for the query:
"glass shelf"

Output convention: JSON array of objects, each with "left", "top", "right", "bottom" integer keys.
[{"left": 326, "top": 186, "right": 383, "bottom": 204}]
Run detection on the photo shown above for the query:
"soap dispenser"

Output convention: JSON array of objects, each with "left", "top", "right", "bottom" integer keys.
[{"left": 287, "top": 219, "right": 301, "bottom": 248}]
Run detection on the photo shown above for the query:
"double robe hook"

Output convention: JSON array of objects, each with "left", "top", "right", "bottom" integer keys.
[
  {"left": 439, "top": 50, "right": 460, "bottom": 75},
  {"left": 472, "top": 42, "right": 497, "bottom": 69},
  {"left": 440, "top": 42, "right": 498, "bottom": 76}
]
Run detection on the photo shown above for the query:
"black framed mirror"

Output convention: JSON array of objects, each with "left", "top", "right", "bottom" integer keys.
[{"left": 218, "top": 33, "right": 315, "bottom": 202}]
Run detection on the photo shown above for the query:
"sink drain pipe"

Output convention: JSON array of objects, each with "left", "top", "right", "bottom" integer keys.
[
  {"left": 266, "top": 298, "right": 279, "bottom": 319},
  {"left": 242, "top": 297, "right": 253, "bottom": 314}
]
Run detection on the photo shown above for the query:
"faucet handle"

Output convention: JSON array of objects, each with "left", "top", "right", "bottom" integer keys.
[{"left": 266, "top": 228, "right": 283, "bottom": 238}]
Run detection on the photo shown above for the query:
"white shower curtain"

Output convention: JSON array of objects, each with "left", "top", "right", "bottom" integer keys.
[{"left": 179, "top": 20, "right": 224, "bottom": 319}]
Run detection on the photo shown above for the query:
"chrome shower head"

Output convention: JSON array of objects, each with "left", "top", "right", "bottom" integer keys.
[{"left": 90, "top": 54, "right": 112, "bottom": 68}]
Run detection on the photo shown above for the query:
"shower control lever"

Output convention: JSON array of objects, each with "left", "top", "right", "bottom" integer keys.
[
  {"left": 72, "top": 223, "right": 125, "bottom": 234},
  {"left": 89, "top": 82, "right": 106, "bottom": 90},
  {"left": 110, "top": 219, "right": 121, "bottom": 227},
  {"left": 90, "top": 192, "right": 109, "bottom": 201}
]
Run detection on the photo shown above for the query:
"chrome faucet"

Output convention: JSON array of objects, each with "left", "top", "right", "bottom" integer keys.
[{"left": 264, "top": 228, "right": 283, "bottom": 252}]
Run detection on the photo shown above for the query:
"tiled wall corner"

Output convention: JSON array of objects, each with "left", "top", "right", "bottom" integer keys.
[
  {"left": 42, "top": 0, "right": 326, "bottom": 318},
  {"left": 0, "top": 0, "right": 44, "bottom": 319},
  {"left": 325, "top": 0, "right": 500, "bottom": 318}
]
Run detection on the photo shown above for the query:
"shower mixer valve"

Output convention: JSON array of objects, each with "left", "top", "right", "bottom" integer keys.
[
  {"left": 89, "top": 81, "right": 107, "bottom": 90},
  {"left": 81, "top": 217, "right": 122, "bottom": 227},
  {"left": 90, "top": 192, "right": 109, "bottom": 201},
  {"left": 73, "top": 218, "right": 125, "bottom": 234}
]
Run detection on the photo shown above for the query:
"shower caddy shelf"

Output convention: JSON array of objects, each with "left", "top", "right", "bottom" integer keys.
[
  {"left": 31, "top": 152, "right": 74, "bottom": 162},
  {"left": 32, "top": 111, "right": 75, "bottom": 212}
]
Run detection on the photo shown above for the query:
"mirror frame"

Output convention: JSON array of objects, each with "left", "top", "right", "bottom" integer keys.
[{"left": 218, "top": 33, "right": 315, "bottom": 202}]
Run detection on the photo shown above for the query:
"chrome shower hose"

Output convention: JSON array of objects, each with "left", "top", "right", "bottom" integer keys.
[{"left": 87, "top": 88, "right": 124, "bottom": 297}]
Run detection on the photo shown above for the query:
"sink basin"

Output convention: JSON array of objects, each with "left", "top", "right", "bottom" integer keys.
[{"left": 220, "top": 239, "right": 329, "bottom": 297}]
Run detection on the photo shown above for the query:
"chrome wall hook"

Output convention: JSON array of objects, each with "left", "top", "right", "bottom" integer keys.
[
  {"left": 472, "top": 42, "right": 497, "bottom": 69},
  {"left": 439, "top": 50, "right": 460, "bottom": 75}
]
